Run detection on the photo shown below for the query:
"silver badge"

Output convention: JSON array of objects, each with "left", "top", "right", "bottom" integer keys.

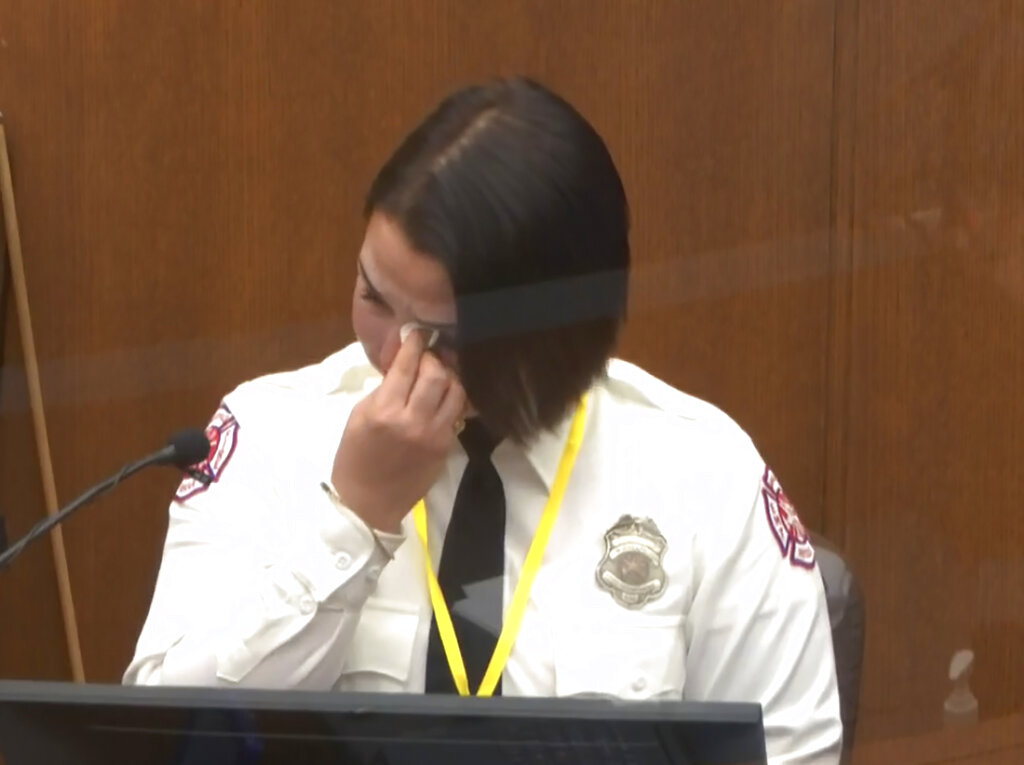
[{"left": 595, "top": 515, "right": 668, "bottom": 609}]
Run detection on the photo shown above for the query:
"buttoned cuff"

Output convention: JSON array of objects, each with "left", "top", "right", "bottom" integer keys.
[
  {"left": 318, "top": 481, "right": 406, "bottom": 558},
  {"left": 271, "top": 480, "right": 401, "bottom": 605}
]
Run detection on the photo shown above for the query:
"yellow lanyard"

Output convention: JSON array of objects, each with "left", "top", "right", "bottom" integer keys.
[{"left": 412, "top": 395, "right": 588, "bottom": 697}]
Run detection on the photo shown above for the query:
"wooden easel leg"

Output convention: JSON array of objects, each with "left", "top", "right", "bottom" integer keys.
[{"left": 0, "top": 113, "right": 86, "bottom": 683}]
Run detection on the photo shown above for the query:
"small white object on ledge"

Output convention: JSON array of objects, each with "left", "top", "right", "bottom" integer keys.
[{"left": 943, "top": 648, "right": 979, "bottom": 727}]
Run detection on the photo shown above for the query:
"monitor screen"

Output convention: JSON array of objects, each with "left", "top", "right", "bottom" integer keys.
[{"left": 0, "top": 682, "right": 766, "bottom": 765}]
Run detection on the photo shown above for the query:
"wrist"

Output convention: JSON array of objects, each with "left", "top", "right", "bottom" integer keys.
[
  {"left": 324, "top": 478, "right": 404, "bottom": 535},
  {"left": 319, "top": 481, "right": 402, "bottom": 559}
]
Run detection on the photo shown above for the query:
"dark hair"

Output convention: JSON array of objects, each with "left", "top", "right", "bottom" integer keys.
[{"left": 365, "top": 77, "right": 630, "bottom": 443}]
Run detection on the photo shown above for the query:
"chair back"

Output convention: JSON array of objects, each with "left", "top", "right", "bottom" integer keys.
[{"left": 810, "top": 531, "right": 866, "bottom": 763}]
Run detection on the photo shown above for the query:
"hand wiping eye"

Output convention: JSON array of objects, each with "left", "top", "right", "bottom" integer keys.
[
  {"left": 401, "top": 322, "right": 457, "bottom": 353},
  {"left": 400, "top": 322, "right": 440, "bottom": 349}
]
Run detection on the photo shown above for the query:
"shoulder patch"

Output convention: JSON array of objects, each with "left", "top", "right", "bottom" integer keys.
[
  {"left": 175, "top": 403, "right": 239, "bottom": 502},
  {"left": 761, "top": 467, "right": 815, "bottom": 569}
]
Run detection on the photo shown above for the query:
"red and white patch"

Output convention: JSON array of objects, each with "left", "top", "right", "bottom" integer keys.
[
  {"left": 761, "top": 466, "right": 815, "bottom": 569},
  {"left": 174, "top": 403, "right": 239, "bottom": 502}
]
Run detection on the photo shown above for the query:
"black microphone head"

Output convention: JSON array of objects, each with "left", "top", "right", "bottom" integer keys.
[{"left": 166, "top": 428, "right": 211, "bottom": 469}]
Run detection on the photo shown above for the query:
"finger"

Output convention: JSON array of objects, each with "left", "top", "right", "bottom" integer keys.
[
  {"left": 378, "top": 328, "right": 424, "bottom": 404},
  {"left": 407, "top": 352, "right": 452, "bottom": 419},
  {"left": 401, "top": 322, "right": 439, "bottom": 350},
  {"left": 434, "top": 375, "right": 468, "bottom": 432}
]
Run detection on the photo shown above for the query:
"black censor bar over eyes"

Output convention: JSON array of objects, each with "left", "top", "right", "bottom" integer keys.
[{"left": 454, "top": 269, "right": 627, "bottom": 344}]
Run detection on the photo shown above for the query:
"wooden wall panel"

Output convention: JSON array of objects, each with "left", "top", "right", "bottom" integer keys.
[
  {"left": 837, "top": 0, "right": 1024, "bottom": 740},
  {"left": 614, "top": 0, "right": 837, "bottom": 532},
  {"left": 0, "top": 0, "right": 75, "bottom": 682},
  {"left": 0, "top": 0, "right": 839, "bottom": 686},
  {"left": 0, "top": 287, "right": 70, "bottom": 681}
]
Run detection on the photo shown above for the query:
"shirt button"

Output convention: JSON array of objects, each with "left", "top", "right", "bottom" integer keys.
[
  {"left": 298, "top": 595, "right": 316, "bottom": 614},
  {"left": 631, "top": 677, "right": 647, "bottom": 693},
  {"left": 335, "top": 552, "right": 352, "bottom": 570}
]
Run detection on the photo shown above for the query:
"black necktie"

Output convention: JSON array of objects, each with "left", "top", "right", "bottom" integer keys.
[{"left": 424, "top": 419, "right": 505, "bottom": 695}]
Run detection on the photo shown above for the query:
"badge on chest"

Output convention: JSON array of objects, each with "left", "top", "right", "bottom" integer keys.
[{"left": 595, "top": 515, "right": 668, "bottom": 609}]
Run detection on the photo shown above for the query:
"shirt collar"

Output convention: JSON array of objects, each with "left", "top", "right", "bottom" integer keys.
[
  {"left": 327, "top": 345, "right": 381, "bottom": 395},
  {"left": 510, "top": 403, "right": 580, "bottom": 491}
]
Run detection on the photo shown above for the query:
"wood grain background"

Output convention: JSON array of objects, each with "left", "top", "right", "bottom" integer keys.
[{"left": 0, "top": 0, "right": 1021, "bottom": 749}]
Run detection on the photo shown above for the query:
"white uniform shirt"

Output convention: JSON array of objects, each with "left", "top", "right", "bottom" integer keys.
[{"left": 125, "top": 342, "right": 842, "bottom": 764}]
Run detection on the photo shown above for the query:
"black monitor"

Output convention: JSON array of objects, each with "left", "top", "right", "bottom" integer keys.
[{"left": 0, "top": 681, "right": 766, "bottom": 764}]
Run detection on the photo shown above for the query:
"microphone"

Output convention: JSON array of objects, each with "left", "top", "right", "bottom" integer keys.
[
  {"left": 0, "top": 428, "right": 210, "bottom": 571},
  {"left": 149, "top": 429, "right": 212, "bottom": 471}
]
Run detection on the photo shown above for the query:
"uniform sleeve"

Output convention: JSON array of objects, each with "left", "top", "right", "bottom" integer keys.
[
  {"left": 123, "top": 400, "right": 405, "bottom": 689},
  {"left": 683, "top": 461, "right": 843, "bottom": 765}
]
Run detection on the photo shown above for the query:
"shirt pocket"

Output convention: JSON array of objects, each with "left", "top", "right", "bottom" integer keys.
[
  {"left": 552, "top": 613, "right": 686, "bottom": 701},
  {"left": 336, "top": 598, "right": 420, "bottom": 692}
]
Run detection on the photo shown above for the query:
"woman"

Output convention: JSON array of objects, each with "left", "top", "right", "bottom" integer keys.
[{"left": 125, "top": 77, "right": 842, "bottom": 764}]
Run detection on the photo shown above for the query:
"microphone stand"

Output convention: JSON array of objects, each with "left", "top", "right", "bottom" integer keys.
[{"left": 0, "top": 446, "right": 174, "bottom": 571}]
